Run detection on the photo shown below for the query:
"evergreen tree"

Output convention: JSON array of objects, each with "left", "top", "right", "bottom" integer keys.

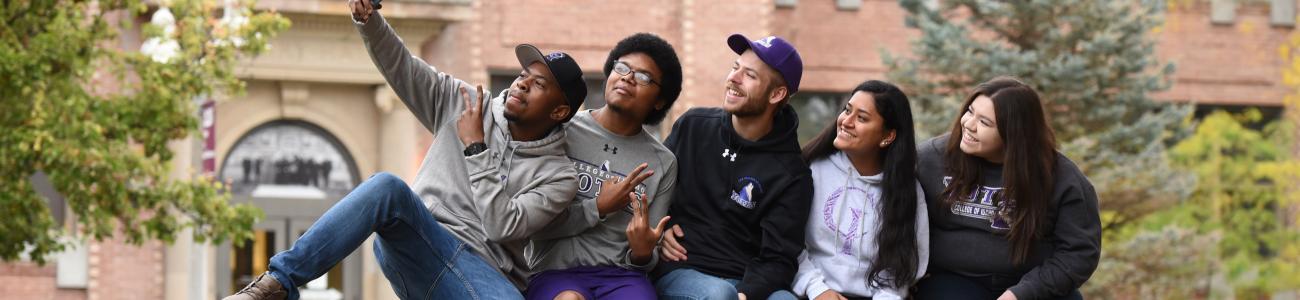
[{"left": 884, "top": 0, "right": 1194, "bottom": 229}]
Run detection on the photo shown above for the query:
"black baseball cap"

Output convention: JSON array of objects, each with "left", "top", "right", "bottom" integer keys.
[{"left": 515, "top": 44, "right": 587, "bottom": 118}]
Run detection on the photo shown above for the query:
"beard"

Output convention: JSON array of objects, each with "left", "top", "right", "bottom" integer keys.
[
  {"left": 727, "top": 94, "right": 768, "bottom": 118},
  {"left": 502, "top": 110, "right": 520, "bottom": 122},
  {"left": 503, "top": 89, "right": 526, "bottom": 122},
  {"left": 725, "top": 82, "right": 778, "bottom": 118}
]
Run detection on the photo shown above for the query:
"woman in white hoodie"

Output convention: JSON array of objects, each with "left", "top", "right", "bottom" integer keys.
[{"left": 789, "top": 80, "right": 928, "bottom": 300}]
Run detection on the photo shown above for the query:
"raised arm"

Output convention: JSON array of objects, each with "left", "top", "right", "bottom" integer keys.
[{"left": 351, "top": 0, "right": 465, "bottom": 133}]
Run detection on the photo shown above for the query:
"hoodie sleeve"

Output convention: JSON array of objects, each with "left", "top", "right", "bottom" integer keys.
[
  {"left": 530, "top": 199, "right": 602, "bottom": 240},
  {"left": 465, "top": 151, "right": 579, "bottom": 243},
  {"left": 1008, "top": 178, "right": 1101, "bottom": 299},
  {"left": 356, "top": 13, "right": 464, "bottom": 133},
  {"left": 736, "top": 173, "right": 814, "bottom": 299},
  {"left": 791, "top": 251, "right": 830, "bottom": 298}
]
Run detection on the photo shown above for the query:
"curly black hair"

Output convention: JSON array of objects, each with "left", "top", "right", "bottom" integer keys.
[{"left": 603, "top": 33, "right": 683, "bottom": 125}]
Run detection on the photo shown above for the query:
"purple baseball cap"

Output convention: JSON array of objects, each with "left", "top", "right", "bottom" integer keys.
[{"left": 727, "top": 34, "right": 803, "bottom": 94}]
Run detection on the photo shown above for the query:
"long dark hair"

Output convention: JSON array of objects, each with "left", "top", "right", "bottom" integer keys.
[
  {"left": 942, "top": 76, "right": 1057, "bottom": 265},
  {"left": 801, "top": 80, "right": 920, "bottom": 289}
]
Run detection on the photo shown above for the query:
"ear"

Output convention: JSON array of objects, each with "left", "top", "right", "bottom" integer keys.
[
  {"left": 767, "top": 86, "right": 788, "bottom": 105},
  {"left": 550, "top": 104, "right": 572, "bottom": 122},
  {"left": 654, "top": 98, "right": 667, "bottom": 111},
  {"left": 882, "top": 129, "right": 897, "bottom": 147}
]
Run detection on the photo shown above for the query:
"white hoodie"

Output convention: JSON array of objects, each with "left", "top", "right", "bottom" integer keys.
[{"left": 792, "top": 151, "right": 929, "bottom": 300}]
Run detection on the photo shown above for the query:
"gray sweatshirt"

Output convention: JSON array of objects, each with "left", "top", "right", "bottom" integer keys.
[
  {"left": 356, "top": 14, "right": 579, "bottom": 288},
  {"left": 527, "top": 110, "right": 677, "bottom": 272},
  {"left": 917, "top": 135, "right": 1100, "bottom": 299},
  {"left": 792, "top": 151, "right": 929, "bottom": 300}
]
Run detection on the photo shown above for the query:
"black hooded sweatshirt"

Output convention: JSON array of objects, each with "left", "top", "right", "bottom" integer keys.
[{"left": 652, "top": 106, "right": 814, "bottom": 299}]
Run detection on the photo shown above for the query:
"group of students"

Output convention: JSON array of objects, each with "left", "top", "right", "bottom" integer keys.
[{"left": 224, "top": 1, "right": 1101, "bottom": 300}]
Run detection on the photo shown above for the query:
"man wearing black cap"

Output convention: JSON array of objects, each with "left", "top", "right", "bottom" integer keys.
[
  {"left": 223, "top": 1, "right": 586, "bottom": 300},
  {"left": 523, "top": 33, "right": 684, "bottom": 300},
  {"left": 652, "top": 34, "right": 814, "bottom": 300}
]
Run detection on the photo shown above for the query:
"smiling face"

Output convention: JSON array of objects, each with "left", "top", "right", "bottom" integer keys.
[
  {"left": 505, "top": 62, "right": 569, "bottom": 125},
  {"left": 723, "top": 50, "right": 784, "bottom": 117},
  {"left": 833, "top": 91, "right": 895, "bottom": 157},
  {"left": 604, "top": 52, "right": 663, "bottom": 122},
  {"left": 958, "top": 95, "right": 1005, "bottom": 162}
]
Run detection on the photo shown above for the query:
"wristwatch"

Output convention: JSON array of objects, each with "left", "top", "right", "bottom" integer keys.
[{"left": 463, "top": 142, "right": 488, "bottom": 157}]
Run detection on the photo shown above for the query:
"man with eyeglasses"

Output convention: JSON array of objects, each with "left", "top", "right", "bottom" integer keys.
[{"left": 522, "top": 33, "right": 684, "bottom": 300}]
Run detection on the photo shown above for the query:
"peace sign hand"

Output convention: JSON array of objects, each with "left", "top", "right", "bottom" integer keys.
[
  {"left": 626, "top": 191, "right": 670, "bottom": 265},
  {"left": 456, "top": 84, "right": 487, "bottom": 147},
  {"left": 595, "top": 163, "right": 653, "bottom": 216}
]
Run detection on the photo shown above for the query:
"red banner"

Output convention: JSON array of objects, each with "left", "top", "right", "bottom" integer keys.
[{"left": 201, "top": 100, "right": 216, "bottom": 177}]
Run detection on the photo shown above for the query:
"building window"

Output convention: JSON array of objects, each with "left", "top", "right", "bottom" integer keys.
[
  {"left": 218, "top": 121, "right": 359, "bottom": 199},
  {"left": 55, "top": 242, "right": 87, "bottom": 289},
  {"left": 1193, "top": 104, "right": 1284, "bottom": 130},
  {"left": 1273, "top": 0, "right": 1295, "bottom": 27},
  {"left": 790, "top": 91, "right": 849, "bottom": 146},
  {"left": 1211, "top": 0, "right": 1237, "bottom": 25},
  {"left": 836, "top": 0, "right": 862, "bottom": 11}
]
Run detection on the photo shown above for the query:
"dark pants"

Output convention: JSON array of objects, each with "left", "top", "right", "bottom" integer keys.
[{"left": 914, "top": 269, "right": 1083, "bottom": 300}]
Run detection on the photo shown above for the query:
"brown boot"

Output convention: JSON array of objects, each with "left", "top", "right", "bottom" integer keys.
[{"left": 223, "top": 272, "right": 288, "bottom": 300}]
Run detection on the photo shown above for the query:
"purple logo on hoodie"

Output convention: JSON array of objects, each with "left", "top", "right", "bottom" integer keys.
[
  {"left": 824, "top": 186, "right": 872, "bottom": 255},
  {"left": 943, "top": 176, "right": 1014, "bottom": 230},
  {"left": 729, "top": 176, "right": 762, "bottom": 209}
]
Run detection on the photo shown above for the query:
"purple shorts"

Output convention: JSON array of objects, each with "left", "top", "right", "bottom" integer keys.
[{"left": 525, "top": 266, "right": 656, "bottom": 300}]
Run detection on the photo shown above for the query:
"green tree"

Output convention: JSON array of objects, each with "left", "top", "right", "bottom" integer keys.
[
  {"left": 884, "top": 0, "right": 1194, "bottom": 230},
  {"left": 1082, "top": 226, "right": 1223, "bottom": 299},
  {"left": 1084, "top": 110, "right": 1300, "bottom": 299},
  {"left": 0, "top": 0, "right": 288, "bottom": 263},
  {"left": 1156, "top": 111, "right": 1300, "bottom": 297}
]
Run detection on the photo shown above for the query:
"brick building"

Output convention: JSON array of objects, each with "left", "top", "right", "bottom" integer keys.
[{"left": 1, "top": 0, "right": 1293, "bottom": 299}]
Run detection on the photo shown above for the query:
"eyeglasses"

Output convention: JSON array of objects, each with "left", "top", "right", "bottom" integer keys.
[{"left": 612, "top": 61, "right": 660, "bottom": 87}]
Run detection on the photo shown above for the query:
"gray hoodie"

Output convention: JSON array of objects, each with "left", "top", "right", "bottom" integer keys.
[{"left": 357, "top": 14, "right": 579, "bottom": 287}]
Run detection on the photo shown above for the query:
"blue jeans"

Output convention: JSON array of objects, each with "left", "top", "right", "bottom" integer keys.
[
  {"left": 266, "top": 172, "right": 522, "bottom": 300},
  {"left": 655, "top": 268, "right": 797, "bottom": 300}
]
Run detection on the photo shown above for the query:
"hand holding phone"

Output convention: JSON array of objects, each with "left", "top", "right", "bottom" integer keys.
[{"left": 348, "top": 0, "right": 378, "bottom": 23}]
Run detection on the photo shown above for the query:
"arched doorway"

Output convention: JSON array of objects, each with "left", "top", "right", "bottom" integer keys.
[{"left": 215, "top": 120, "right": 362, "bottom": 300}]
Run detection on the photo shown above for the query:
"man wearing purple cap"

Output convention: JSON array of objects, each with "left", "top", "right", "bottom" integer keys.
[
  {"left": 223, "top": 1, "right": 586, "bottom": 300},
  {"left": 651, "top": 34, "right": 813, "bottom": 300}
]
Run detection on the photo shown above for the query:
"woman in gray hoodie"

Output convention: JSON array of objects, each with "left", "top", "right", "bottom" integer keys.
[{"left": 789, "top": 80, "right": 929, "bottom": 300}]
